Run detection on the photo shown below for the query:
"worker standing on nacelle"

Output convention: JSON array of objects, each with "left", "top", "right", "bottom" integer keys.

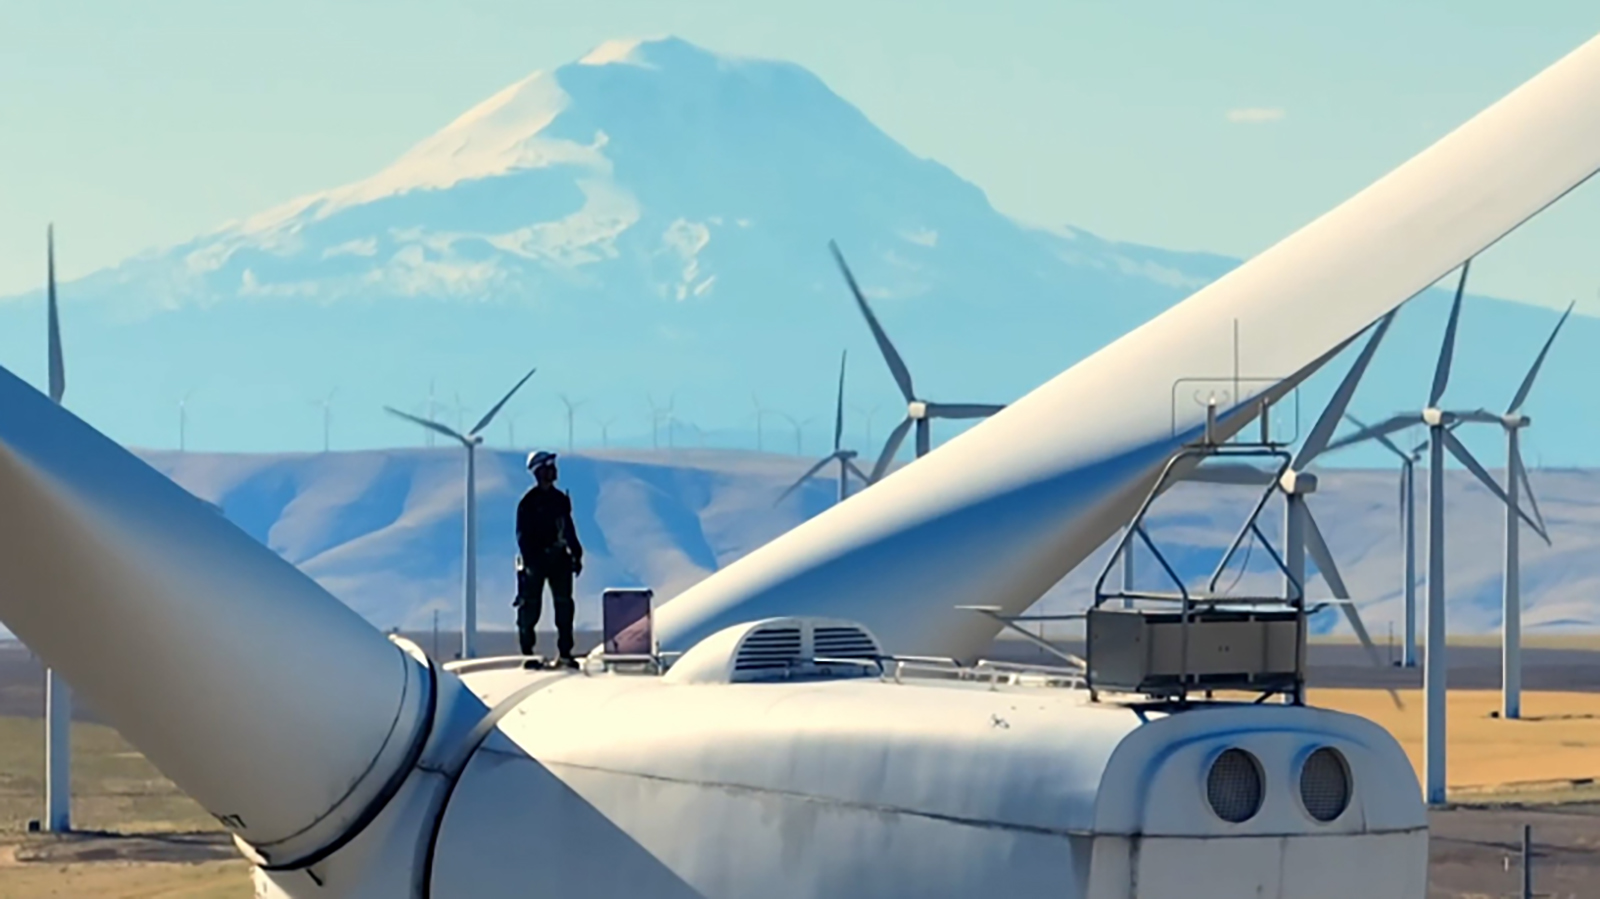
[{"left": 515, "top": 451, "right": 584, "bottom": 666}]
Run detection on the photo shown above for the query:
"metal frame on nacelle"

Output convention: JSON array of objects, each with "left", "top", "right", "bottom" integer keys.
[{"left": 1087, "top": 401, "right": 1313, "bottom": 706}]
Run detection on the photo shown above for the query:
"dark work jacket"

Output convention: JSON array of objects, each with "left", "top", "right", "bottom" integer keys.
[{"left": 516, "top": 486, "right": 582, "bottom": 567}]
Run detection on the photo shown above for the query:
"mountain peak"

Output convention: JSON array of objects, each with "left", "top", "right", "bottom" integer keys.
[{"left": 577, "top": 36, "right": 721, "bottom": 70}]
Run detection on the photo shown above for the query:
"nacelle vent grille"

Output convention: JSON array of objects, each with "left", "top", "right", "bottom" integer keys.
[
  {"left": 734, "top": 627, "right": 803, "bottom": 671},
  {"left": 665, "top": 618, "right": 884, "bottom": 685}
]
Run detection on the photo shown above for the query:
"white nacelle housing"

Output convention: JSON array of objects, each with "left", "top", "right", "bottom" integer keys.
[{"left": 390, "top": 618, "right": 1427, "bottom": 899}]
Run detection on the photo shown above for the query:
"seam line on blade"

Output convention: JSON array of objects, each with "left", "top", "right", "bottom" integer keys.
[{"left": 252, "top": 642, "right": 438, "bottom": 871}]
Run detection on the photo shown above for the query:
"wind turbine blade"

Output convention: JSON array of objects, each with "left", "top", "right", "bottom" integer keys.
[
  {"left": 45, "top": 225, "right": 66, "bottom": 405},
  {"left": 1441, "top": 429, "right": 1546, "bottom": 540},
  {"left": 870, "top": 417, "right": 914, "bottom": 482},
  {"left": 1320, "top": 413, "right": 1418, "bottom": 456},
  {"left": 385, "top": 406, "right": 468, "bottom": 445},
  {"left": 1303, "top": 508, "right": 1404, "bottom": 709},
  {"left": 828, "top": 241, "right": 916, "bottom": 403},
  {"left": 925, "top": 402, "right": 1006, "bottom": 420},
  {"left": 774, "top": 455, "right": 837, "bottom": 506},
  {"left": 1511, "top": 447, "right": 1548, "bottom": 540},
  {"left": 471, "top": 366, "right": 537, "bottom": 436},
  {"left": 834, "top": 350, "right": 847, "bottom": 453},
  {"left": 1296, "top": 312, "right": 1395, "bottom": 468},
  {"left": 1506, "top": 301, "right": 1574, "bottom": 414},
  {"left": 844, "top": 458, "right": 872, "bottom": 485},
  {"left": 1428, "top": 259, "right": 1470, "bottom": 408},
  {"left": 1343, "top": 413, "right": 1411, "bottom": 462},
  {"left": 1182, "top": 464, "right": 1277, "bottom": 486}
]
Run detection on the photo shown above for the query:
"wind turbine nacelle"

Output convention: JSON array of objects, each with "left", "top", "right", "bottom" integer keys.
[
  {"left": 1279, "top": 469, "right": 1318, "bottom": 496},
  {"left": 907, "top": 400, "right": 929, "bottom": 420},
  {"left": 251, "top": 617, "right": 1427, "bottom": 898}
]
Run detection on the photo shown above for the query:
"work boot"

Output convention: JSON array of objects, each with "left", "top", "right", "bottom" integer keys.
[{"left": 557, "top": 655, "right": 579, "bottom": 671}]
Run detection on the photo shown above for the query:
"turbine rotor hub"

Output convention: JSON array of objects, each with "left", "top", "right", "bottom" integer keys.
[
  {"left": 1279, "top": 469, "right": 1318, "bottom": 496},
  {"left": 907, "top": 401, "right": 928, "bottom": 420}
]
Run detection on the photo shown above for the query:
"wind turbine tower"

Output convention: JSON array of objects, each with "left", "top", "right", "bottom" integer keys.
[
  {"left": 559, "top": 394, "right": 585, "bottom": 452},
  {"left": 178, "top": 391, "right": 192, "bottom": 452},
  {"left": 1339, "top": 414, "right": 1423, "bottom": 668},
  {"left": 315, "top": 389, "right": 337, "bottom": 453},
  {"left": 385, "top": 367, "right": 536, "bottom": 659}
]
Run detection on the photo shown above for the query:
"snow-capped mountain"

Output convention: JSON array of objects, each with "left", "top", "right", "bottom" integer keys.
[{"left": 0, "top": 36, "right": 1592, "bottom": 467}]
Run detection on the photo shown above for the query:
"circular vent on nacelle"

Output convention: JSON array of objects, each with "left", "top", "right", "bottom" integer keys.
[
  {"left": 1206, "top": 748, "right": 1264, "bottom": 823},
  {"left": 1299, "top": 747, "right": 1352, "bottom": 822}
]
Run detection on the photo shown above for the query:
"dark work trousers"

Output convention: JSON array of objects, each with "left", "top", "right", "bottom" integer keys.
[{"left": 516, "top": 553, "right": 575, "bottom": 658}]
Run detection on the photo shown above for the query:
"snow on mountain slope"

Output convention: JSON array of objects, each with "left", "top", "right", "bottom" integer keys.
[
  {"left": 134, "top": 447, "right": 1600, "bottom": 636},
  {"left": 0, "top": 35, "right": 1593, "bottom": 468},
  {"left": 0, "top": 37, "right": 1237, "bottom": 454}
]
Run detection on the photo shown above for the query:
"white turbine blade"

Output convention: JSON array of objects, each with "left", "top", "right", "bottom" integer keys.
[
  {"left": 775, "top": 455, "right": 838, "bottom": 506},
  {"left": 829, "top": 241, "right": 916, "bottom": 404},
  {"left": 1183, "top": 464, "right": 1277, "bottom": 486},
  {"left": 386, "top": 406, "right": 468, "bottom": 445},
  {"left": 1303, "top": 508, "right": 1404, "bottom": 709},
  {"left": 1511, "top": 444, "right": 1551, "bottom": 545},
  {"left": 654, "top": 34, "right": 1600, "bottom": 660},
  {"left": 1296, "top": 312, "right": 1395, "bottom": 469},
  {"left": 834, "top": 350, "right": 847, "bottom": 453},
  {"left": 926, "top": 402, "right": 1007, "bottom": 419},
  {"left": 869, "top": 416, "right": 914, "bottom": 482},
  {"left": 1506, "top": 301, "right": 1575, "bottom": 414},
  {"left": 1344, "top": 413, "right": 1411, "bottom": 462},
  {"left": 471, "top": 366, "right": 537, "bottom": 436},
  {"left": 1441, "top": 429, "right": 1546, "bottom": 540},
  {"left": 1320, "top": 413, "right": 1419, "bottom": 456},
  {"left": 1429, "top": 260, "right": 1470, "bottom": 408},
  {"left": 0, "top": 362, "right": 435, "bottom": 859},
  {"left": 46, "top": 225, "right": 65, "bottom": 405}
]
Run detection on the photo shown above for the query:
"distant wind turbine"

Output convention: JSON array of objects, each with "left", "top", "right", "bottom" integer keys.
[
  {"left": 43, "top": 224, "right": 72, "bottom": 833},
  {"left": 313, "top": 388, "right": 337, "bottom": 453},
  {"left": 178, "top": 391, "right": 193, "bottom": 452},
  {"left": 647, "top": 393, "right": 675, "bottom": 450},
  {"left": 385, "top": 366, "right": 537, "bottom": 660},
  {"left": 853, "top": 402, "right": 881, "bottom": 449},
  {"left": 829, "top": 241, "right": 1004, "bottom": 480},
  {"left": 559, "top": 394, "right": 585, "bottom": 452},
  {"left": 420, "top": 381, "right": 440, "bottom": 447},
  {"left": 777, "top": 351, "right": 870, "bottom": 506},
  {"left": 776, "top": 412, "right": 814, "bottom": 456},
  {"left": 1319, "top": 261, "right": 1546, "bottom": 805},
  {"left": 596, "top": 415, "right": 618, "bottom": 448},
  {"left": 751, "top": 394, "right": 771, "bottom": 452}
]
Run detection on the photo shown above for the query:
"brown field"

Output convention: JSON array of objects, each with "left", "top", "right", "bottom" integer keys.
[
  {"left": 1309, "top": 688, "right": 1600, "bottom": 793},
  {"left": 0, "top": 689, "right": 1593, "bottom": 896}
]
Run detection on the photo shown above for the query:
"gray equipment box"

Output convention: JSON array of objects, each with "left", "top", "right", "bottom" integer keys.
[{"left": 1086, "top": 607, "right": 1304, "bottom": 697}]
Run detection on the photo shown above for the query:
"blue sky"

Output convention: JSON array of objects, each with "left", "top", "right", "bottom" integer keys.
[{"left": 2, "top": 1, "right": 1599, "bottom": 311}]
